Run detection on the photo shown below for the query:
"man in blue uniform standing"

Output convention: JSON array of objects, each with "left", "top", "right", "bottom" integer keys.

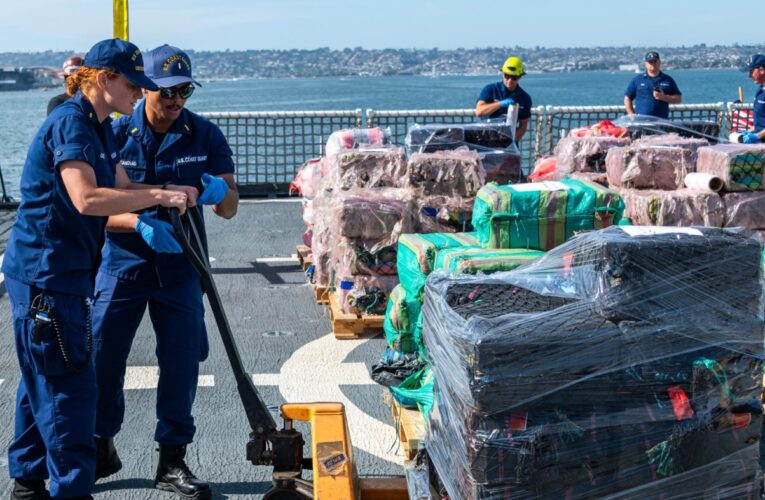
[
  {"left": 475, "top": 56, "right": 533, "bottom": 143},
  {"left": 739, "top": 54, "right": 765, "bottom": 144},
  {"left": 92, "top": 44, "right": 238, "bottom": 500},
  {"left": 2, "top": 38, "right": 194, "bottom": 500},
  {"left": 624, "top": 51, "right": 682, "bottom": 119}
]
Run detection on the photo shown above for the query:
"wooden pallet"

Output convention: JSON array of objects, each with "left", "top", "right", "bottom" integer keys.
[
  {"left": 313, "top": 284, "right": 329, "bottom": 304},
  {"left": 295, "top": 244, "right": 313, "bottom": 272},
  {"left": 328, "top": 293, "right": 384, "bottom": 339},
  {"left": 389, "top": 398, "right": 425, "bottom": 460}
]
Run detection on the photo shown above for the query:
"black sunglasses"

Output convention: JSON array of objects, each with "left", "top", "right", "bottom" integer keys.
[
  {"left": 503, "top": 73, "right": 519, "bottom": 81},
  {"left": 159, "top": 85, "right": 195, "bottom": 100}
]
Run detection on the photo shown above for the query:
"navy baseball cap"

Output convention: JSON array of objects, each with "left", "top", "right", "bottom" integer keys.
[
  {"left": 84, "top": 38, "right": 158, "bottom": 90},
  {"left": 144, "top": 45, "right": 201, "bottom": 88},
  {"left": 645, "top": 51, "right": 660, "bottom": 62},
  {"left": 741, "top": 54, "right": 765, "bottom": 72}
]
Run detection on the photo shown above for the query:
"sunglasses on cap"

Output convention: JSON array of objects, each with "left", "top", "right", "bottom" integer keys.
[
  {"left": 503, "top": 73, "right": 519, "bottom": 81},
  {"left": 158, "top": 84, "right": 195, "bottom": 99}
]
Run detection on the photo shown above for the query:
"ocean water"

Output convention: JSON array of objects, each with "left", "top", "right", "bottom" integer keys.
[{"left": 0, "top": 69, "right": 753, "bottom": 197}]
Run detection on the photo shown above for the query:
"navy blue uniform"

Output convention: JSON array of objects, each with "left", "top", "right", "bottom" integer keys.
[
  {"left": 624, "top": 72, "right": 681, "bottom": 119},
  {"left": 477, "top": 82, "right": 532, "bottom": 120},
  {"left": 754, "top": 85, "right": 765, "bottom": 133},
  {"left": 93, "top": 100, "right": 234, "bottom": 445},
  {"left": 2, "top": 92, "right": 118, "bottom": 498}
]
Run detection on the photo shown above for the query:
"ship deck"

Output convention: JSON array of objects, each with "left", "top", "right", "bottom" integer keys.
[{"left": 0, "top": 200, "right": 403, "bottom": 499}]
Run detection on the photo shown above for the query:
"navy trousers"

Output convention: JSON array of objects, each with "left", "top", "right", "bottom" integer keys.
[
  {"left": 92, "top": 271, "right": 207, "bottom": 445},
  {"left": 6, "top": 277, "right": 97, "bottom": 498}
]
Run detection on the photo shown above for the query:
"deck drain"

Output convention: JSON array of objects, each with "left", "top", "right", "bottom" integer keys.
[{"left": 261, "top": 330, "right": 295, "bottom": 338}]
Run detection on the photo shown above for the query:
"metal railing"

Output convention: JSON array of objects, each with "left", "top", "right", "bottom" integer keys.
[{"left": 200, "top": 109, "right": 363, "bottom": 196}]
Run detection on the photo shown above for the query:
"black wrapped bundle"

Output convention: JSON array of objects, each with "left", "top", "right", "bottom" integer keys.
[
  {"left": 405, "top": 122, "right": 515, "bottom": 155},
  {"left": 422, "top": 226, "right": 764, "bottom": 499}
]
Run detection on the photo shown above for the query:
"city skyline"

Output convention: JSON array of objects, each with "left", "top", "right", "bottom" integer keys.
[{"left": 0, "top": 0, "right": 761, "bottom": 52}]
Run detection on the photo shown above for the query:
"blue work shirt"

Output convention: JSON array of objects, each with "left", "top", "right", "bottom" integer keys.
[
  {"left": 624, "top": 72, "right": 681, "bottom": 119},
  {"left": 100, "top": 100, "right": 234, "bottom": 286},
  {"left": 2, "top": 92, "right": 117, "bottom": 297},
  {"left": 477, "top": 82, "right": 533, "bottom": 120},
  {"left": 754, "top": 86, "right": 765, "bottom": 133}
]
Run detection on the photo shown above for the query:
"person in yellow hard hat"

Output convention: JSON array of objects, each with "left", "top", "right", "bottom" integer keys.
[{"left": 475, "top": 56, "right": 533, "bottom": 143}]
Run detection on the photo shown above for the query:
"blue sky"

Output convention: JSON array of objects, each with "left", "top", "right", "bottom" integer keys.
[{"left": 0, "top": 0, "right": 761, "bottom": 52}]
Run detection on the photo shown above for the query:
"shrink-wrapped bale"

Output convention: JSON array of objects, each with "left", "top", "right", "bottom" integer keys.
[
  {"left": 383, "top": 284, "right": 424, "bottom": 353},
  {"left": 405, "top": 122, "right": 514, "bottom": 155},
  {"left": 620, "top": 188, "right": 725, "bottom": 227},
  {"left": 405, "top": 149, "right": 485, "bottom": 197},
  {"left": 723, "top": 191, "right": 765, "bottom": 229},
  {"left": 606, "top": 145, "right": 693, "bottom": 189},
  {"left": 554, "top": 136, "right": 630, "bottom": 173},
  {"left": 336, "top": 190, "right": 413, "bottom": 241},
  {"left": 696, "top": 144, "right": 765, "bottom": 191},
  {"left": 335, "top": 274, "right": 399, "bottom": 315},
  {"left": 325, "top": 127, "right": 389, "bottom": 158},
  {"left": 422, "top": 226, "right": 764, "bottom": 499},
  {"left": 631, "top": 132, "right": 709, "bottom": 152},
  {"left": 397, "top": 232, "right": 479, "bottom": 299},
  {"left": 479, "top": 150, "right": 522, "bottom": 184},
  {"left": 413, "top": 195, "right": 474, "bottom": 233},
  {"left": 329, "top": 146, "right": 407, "bottom": 189},
  {"left": 434, "top": 247, "right": 544, "bottom": 275},
  {"left": 472, "top": 179, "right": 624, "bottom": 250}
]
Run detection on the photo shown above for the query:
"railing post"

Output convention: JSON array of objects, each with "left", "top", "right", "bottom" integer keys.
[{"left": 366, "top": 108, "right": 375, "bottom": 128}]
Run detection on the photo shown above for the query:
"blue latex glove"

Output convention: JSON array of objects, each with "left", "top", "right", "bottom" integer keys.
[
  {"left": 498, "top": 98, "right": 515, "bottom": 108},
  {"left": 134, "top": 214, "right": 182, "bottom": 253},
  {"left": 197, "top": 173, "right": 229, "bottom": 205},
  {"left": 742, "top": 132, "right": 761, "bottom": 144}
]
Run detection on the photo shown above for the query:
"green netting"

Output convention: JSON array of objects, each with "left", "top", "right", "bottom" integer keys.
[
  {"left": 389, "top": 366, "right": 434, "bottom": 420},
  {"left": 472, "top": 179, "right": 624, "bottom": 250}
]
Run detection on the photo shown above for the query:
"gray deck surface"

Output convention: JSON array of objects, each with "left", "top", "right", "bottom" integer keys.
[{"left": 0, "top": 200, "right": 403, "bottom": 499}]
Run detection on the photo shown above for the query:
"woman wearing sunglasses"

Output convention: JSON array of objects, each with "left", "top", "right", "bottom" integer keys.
[
  {"left": 91, "top": 44, "right": 238, "bottom": 500},
  {"left": 475, "top": 55, "right": 533, "bottom": 143},
  {"left": 3, "top": 38, "right": 194, "bottom": 500}
]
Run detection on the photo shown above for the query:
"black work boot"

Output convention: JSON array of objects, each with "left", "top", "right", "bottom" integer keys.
[
  {"left": 154, "top": 444, "right": 211, "bottom": 500},
  {"left": 95, "top": 437, "right": 123, "bottom": 480},
  {"left": 10, "top": 479, "right": 50, "bottom": 500}
]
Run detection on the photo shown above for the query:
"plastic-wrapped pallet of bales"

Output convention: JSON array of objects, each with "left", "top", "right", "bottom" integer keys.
[
  {"left": 554, "top": 136, "right": 630, "bottom": 175},
  {"left": 696, "top": 144, "right": 765, "bottom": 191},
  {"left": 620, "top": 188, "right": 725, "bottom": 227},
  {"left": 405, "top": 123, "right": 522, "bottom": 184},
  {"left": 472, "top": 179, "right": 624, "bottom": 250},
  {"left": 422, "top": 225, "right": 764, "bottom": 499},
  {"left": 405, "top": 149, "right": 485, "bottom": 197}
]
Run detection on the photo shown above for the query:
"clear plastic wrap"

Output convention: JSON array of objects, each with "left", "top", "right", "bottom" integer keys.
[
  {"left": 696, "top": 144, "right": 765, "bottom": 192},
  {"left": 478, "top": 150, "right": 522, "bottom": 184},
  {"left": 335, "top": 274, "right": 399, "bottom": 315},
  {"left": 329, "top": 145, "right": 407, "bottom": 190},
  {"left": 422, "top": 225, "right": 764, "bottom": 499},
  {"left": 620, "top": 188, "right": 725, "bottom": 227},
  {"left": 605, "top": 145, "right": 693, "bottom": 190},
  {"left": 614, "top": 114, "right": 721, "bottom": 143},
  {"left": 723, "top": 191, "right": 765, "bottom": 229},
  {"left": 472, "top": 179, "right": 624, "bottom": 250},
  {"left": 406, "top": 122, "right": 515, "bottom": 155},
  {"left": 405, "top": 149, "right": 486, "bottom": 197},
  {"left": 554, "top": 136, "right": 630, "bottom": 174},
  {"left": 413, "top": 195, "right": 474, "bottom": 234},
  {"left": 324, "top": 127, "right": 390, "bottom": 158}
]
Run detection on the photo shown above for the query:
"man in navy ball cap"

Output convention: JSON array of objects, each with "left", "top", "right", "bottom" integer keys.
[
  {"left": 739, "top": 54, "right": 765, "bottom": 143},
  {"left": 93, "top": 44, "right": 237, "bottom": 500},
  {"left": 624, "top": 50, "right": 682, "bottom": 119}
]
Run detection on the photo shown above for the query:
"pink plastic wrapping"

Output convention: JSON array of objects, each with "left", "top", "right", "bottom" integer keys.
[
  {"left": 405, "top": 149, "right": 486, "bottom": 197},
  {"left": 696, "top": 144, "right": 765, "bottom": 192},
  {"left": 620, "top": 188, "right": 725, "bottom": 227},
  {"left": 329, "top": 146, "right": 407, "bottom": 190},
  {"left": 606, "top": 145, "right": 693, "bottom": 190},
  {"left": 413, "top": 195, "right": 474, "bottom": 233},
  {"left": 290, "top": 157, "right": 325, "bottom": 198},
  {"left": 528, "top": 156, "right": 558, "bottom": 182},
  {"left": 324, "top": 127, "right": 389, "bottom": 158},
  {"left": 723, "top": 191, "right": 765, "bottom": 229},
  {"left": 335, "top": 275, "right": 399, "bottom": 315},
  {"left": 631, "top": 133, "right": 708, "bottom": 152},
  {"left": 554, "top": 136, "right": 630, "bottom": 174}
]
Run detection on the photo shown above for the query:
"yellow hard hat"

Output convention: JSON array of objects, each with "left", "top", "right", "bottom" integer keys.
[{"left": 501, "top": 56, "right": 525, "bottom": 76}]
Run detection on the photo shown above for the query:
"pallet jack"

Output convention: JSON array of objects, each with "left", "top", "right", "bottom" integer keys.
[{"left": 170, "top": 207, "right": 409, "bottom": 499}]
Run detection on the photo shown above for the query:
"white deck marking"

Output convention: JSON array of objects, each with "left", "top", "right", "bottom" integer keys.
[
  {"left": 124, "top": 366, "right": 214, "bottom": 390},
  {"left": 252, "top": 333, "right": 402, "bottom": 463},
  {"left": 0, "top": 379, "right": 4, "bottom": 387},
  {"left": 254, "top": 256, "right": 298, "bottom": 263},
  {"left": 0, "top": 253, "right": 5, "bottom": 285}
]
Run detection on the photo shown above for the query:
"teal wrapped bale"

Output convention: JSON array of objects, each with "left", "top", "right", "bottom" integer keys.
[
  {"left": 472, "top": 179, "right": 624, "bottom": 250},
  {"left": 384, "top": 285, "right": 423, "bottom": 353},
  {"left": 397, "top": 232, "right": 479, "bottom": 299},
  {"left": 434, "top": 247, "right": 545, "bottom": 275}
]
